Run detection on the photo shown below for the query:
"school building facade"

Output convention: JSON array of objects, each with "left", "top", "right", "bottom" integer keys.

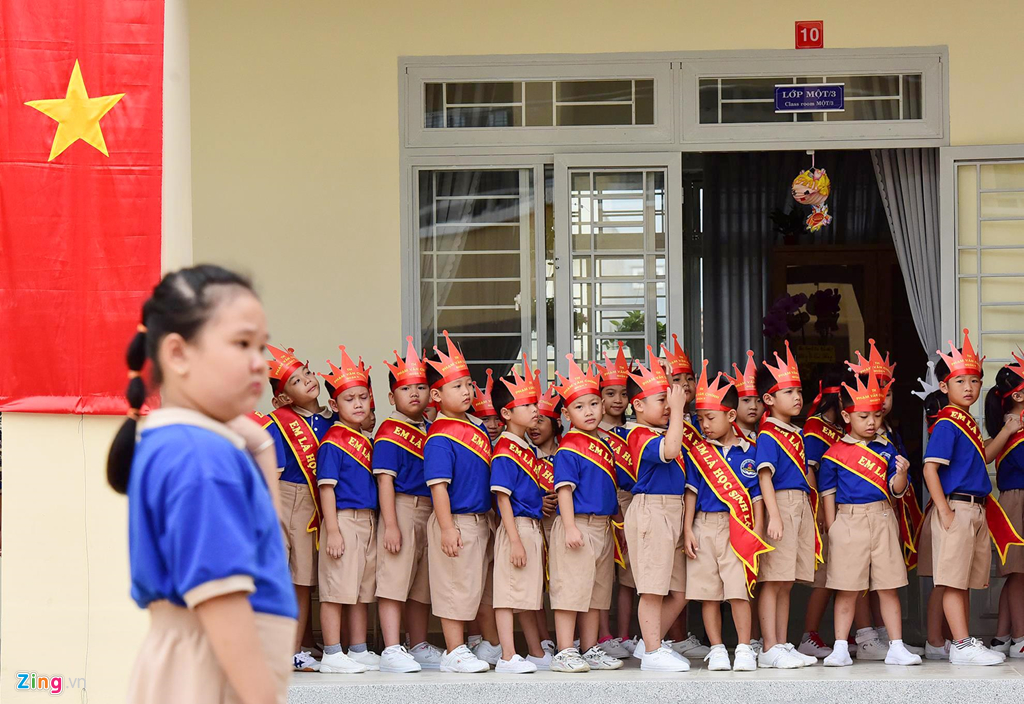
[{"left": 4, "top": 1, "right": 1024, "bottom": 701}]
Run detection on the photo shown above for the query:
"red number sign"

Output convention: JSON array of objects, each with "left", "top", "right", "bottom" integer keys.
[{"left": 795, "top": 21, "right": 824, "bottom": 50}]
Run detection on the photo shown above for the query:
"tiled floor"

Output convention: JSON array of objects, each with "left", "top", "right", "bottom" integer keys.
[{"left": 289, "top": 656, "right": 1024, "bottom": 703}]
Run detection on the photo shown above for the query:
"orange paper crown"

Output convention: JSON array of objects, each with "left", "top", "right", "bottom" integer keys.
[
  {"left": 937, "top": 328, "right": 985, "bottom": 381},
  {"left": 500, "top": 354, "right": 541, "bottom": 408},
  {"left": 319, "top": 346, "right": 371, "bottom": 399},
  {"left": 695, "top": 360, "right": 734, "bottom": 411},
  {"left": 847, "top": 338, "right": 896, "bottom": 383},
  {"left": 841, "top": 371, "right": 894, "bottom": 413},
  {"left": 661, "top": 334, "right": 694, "bottom": 376},
  {"left": 385, "top": 336, "right": 428, "bottom": 389},
  {"left": 427, "top": 329, "right": 471, "bottom": 388},
  {"left": 763, "top": 340, "right": 802, "bottom": 393},
  {"left": 554, "top": 354, "right": 601, "bottom": 405},
  {"left": 628, "top": 346, "right": 670, "bottom": 401},
  {"left": 599, "top": 341, "right": 630, "bottom": 388},
  {"left": 472, "top": 368, "right": 497, "bottom": 417},
  {"left": 725, "top": 350, "right": 758, "bottom": 398},
  {"left": 1008, "top": 348, "right": 1024, "bottom": 394},
  {"left": 535, "top": 372, "right": 563, "bottom": 418},
  {"left": 266, "top": 344, "right": 306, "bottom": 387}
]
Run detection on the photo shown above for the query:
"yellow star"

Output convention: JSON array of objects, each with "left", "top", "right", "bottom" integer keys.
[{"left": 25, "top": 60, "right": 125, "bottom": 161}]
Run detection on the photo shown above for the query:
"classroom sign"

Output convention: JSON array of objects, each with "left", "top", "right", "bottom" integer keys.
[{"left": 775, "top": 84, "right": 845, "bottom": 113}]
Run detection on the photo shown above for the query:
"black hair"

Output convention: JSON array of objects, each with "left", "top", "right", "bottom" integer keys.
[
  {"left": 626, "top": 376, "right": 643, "bottom": 403},
  {"left": 106, "top": 265, "right": 255, "bottom": 494},
  {"left": 388, "top": 370, "right": 399, "bottom": 391},
  {"left": 491, "top": 375, "right": 515, "bottom": 413},
  {"left": 813, "top": 364, "right": 846, "bottom": 419},
  {"left": 425, "top": 353, "right": 444, "bottom": 389},
  {"left": 269, "top": 378, "right": 282, "bottom": 395},
  {"left": 755, "top": 364, "right": 777, "bottom": 400},
  {"left": 924, "top": 389, "right": 948, "bottom": 429},
  {"left": 985, "top": 365, "right": 1024, "bottom": 438},
  {"left": 719, "top": 384, "right": 739, "bottom": 410},
  {"left": 934, "top": 356, "right": 953, "bottom": 385}
]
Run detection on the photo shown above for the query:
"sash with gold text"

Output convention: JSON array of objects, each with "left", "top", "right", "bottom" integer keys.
[
  {"left": 493, "top": 436, "right": 544, "bottom": 491},
  {"left": 600, "top": 428, "right": 636, "bottom": 484},
  {"left": 558, "top": 430, "right": 617, "bottom": 489},
  {"left": 803, "top": 416, "right": 843, "bottom": 449},
  {"left": 270, "top": 406, "right": 324, "bottom": 546},
  {"left": 321, "top": 422, "right": 373, "bottom": 474},
  {"left": 427, "top": 417, "right": 492, "bottom": 466},
  {"left": 760, "top": 423, "right": 823, "bottom": 564},
  {"left": 374, "top": 418, "right": 426, "bottom": 459}
]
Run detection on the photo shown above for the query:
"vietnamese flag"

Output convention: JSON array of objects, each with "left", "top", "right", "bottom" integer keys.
[{"left": 0, "top": 0, "right": 163, "bottom": 413}]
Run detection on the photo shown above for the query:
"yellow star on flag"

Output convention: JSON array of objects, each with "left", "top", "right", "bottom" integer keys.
[{"left": 25, "top": 60, "right": 125, "bottom": 161}]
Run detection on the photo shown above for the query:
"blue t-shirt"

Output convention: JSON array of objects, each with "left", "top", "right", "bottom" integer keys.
[
  {"left": 423, "top": 415, "right": 492, "bottom": 514},
  {"left": 628, "top": 425, "right": 687, "bottom": 496},
  {"left": 818, "top": 437, "right": 902, "bottom": 505},
  {"left": 755, "top": 419, "right": 811, "bottom": 494},
  {"left": 601, "top": 424, "right": 637, "bottom": 492},
  {"left": 924, "top": 410, "right": 993, "bottom": 497},
  {"left": 685, "top": 440, "right": 761, "bottom": 513},
  {"left": 372, "top": 414, "right": 431, "bottom": 497},
  {"left": 267, "top": 408, "right": 334, "bottom": 485},
  {"left": 803, "top": 417, "right": 843, "bottom": 471},
  {"left": 317, "top": 424, "right": 378, "bottom": 511},
  {"left": 553, "top": 430, "right": 619, "bottom": 516},
  {"left": 490, "top": 433, "right": 546, "bottom": 520},
  {"left": 997, "top": 433, "right": 1024, "bottom": 492},
  {"left": 128, "top": 411, "right": 297, "bottom": 620}
]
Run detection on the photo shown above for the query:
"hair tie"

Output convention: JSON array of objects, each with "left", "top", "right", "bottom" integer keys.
[
  {"left": 128, "top": 370, "right": 141, "bottom": 380},
  {"left": 126, "top": 408, "right": 141, "bottom": 421},
  {"left": 137, "top": 324, "right": 148, "bottom": 334}
]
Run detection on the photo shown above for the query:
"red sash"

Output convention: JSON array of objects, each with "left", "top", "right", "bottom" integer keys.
[
  {"left": 627, "top": 425, "right": 688, "bottom": 480},
  {"left": 896, "top": 483, "right": 924, "bottom": 568},
  {"left": 689, "top": 439, "right": 774, "bottom": 595},
  {"left": 374, "top": 417, "right": 426, "bottom": 459},
  {"left": 558, "top": 430, "right": 617, "bottom": 489},
  {"left": 803, "top": 416, "right": 843, "bottom": 448},
  {"left": 824, "top": 441, "right": 891, "bottom": 499},
  {"left": 600, "top": 428, "right": 636, "bottom": 483},
  {"left": 248, "top": 410, "right": 273, "bottom": 430},
  {"left": 761, "top": 423, "right": 823, "bottom": 564},
  {"left": 536, "top": 456, "right": 555, "bottom": 493},
  {"left": 427, "top": 417, "right": 492, "bottom": 466},
  {"left": 612, "top": 518, "right": 627, "bottom": 568},
  {"left": 493, "top": 436, "right": 544, "bottom": 491},
  {"left": 269, "top": 406, "right": 323, "bottom": 546},
  {"left": 934, "top": 407, "right": 1024, "bottom": 563},
  {"left": 321, "top": 422, "right": 373, "bottom": 474},
  {"left": 996, "top": 430, "right": 1024, "bottom": 476},
  {"left": 733, "top": 422, "right": 756, "bottom": 446}
]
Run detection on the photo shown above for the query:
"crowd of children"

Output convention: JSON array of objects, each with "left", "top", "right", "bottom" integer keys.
[{"left": 258, "top": 326, "right": 1024, "bottom": 674}]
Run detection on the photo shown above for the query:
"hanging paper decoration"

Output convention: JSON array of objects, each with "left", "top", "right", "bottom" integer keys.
[{"left": 791, "top": 167, "right": 833, "bottom": 232}]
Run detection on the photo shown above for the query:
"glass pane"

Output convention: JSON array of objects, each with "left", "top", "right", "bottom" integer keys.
[
  {"left": 980, "top": 248, "right": 1024, "bottom": 275},
  {"left": 980, "top": 162, "right": 1024, "bottom": 190},
  {"left": 441, "top": 280, "right": 521, "bottom": 307},
  {"left": 721, "top": 77, "right": 790, "bottom": 101},
  {"left": 435, "top": 224, "right": 520, "bottom": 251},
  {"left": 435, "top": 252, "right": 519, "bottom": 279},
  {"left": 826, "top": 75, "right": 899, "bottom": 97},
  {"left": 957, "top": 165, "right": 978, "bottom": 246},
  {"left": 445, "top": 82, "right": 520, "bottom": 104},
  {"left": 699, "top": 79, "right": 719, "bottom": 124},
  {"left": 594, "top": 227, "right": 644, "bottom": 251},
  {"left": 596, "top": 282, "right": 645, "bottom": 307},
  {"left": 597, "top": 257, "right": 644, "bottom": 278},
  {"left": 436, "top": 198, "right": 519, "bottom": 225},
  {"left": 438, "top": 307, "right": 521, "bottom": 334},
  {"left": 826, "top": 99, "right": 899, "bottom": 121},
  {"left": 598, "top": 337, "right": 643, "bottom": 359},
  {"left": 557, "top": 104, "right": 632, "bottom": 126},
  {"left": 525, "top": 81, "right": 553, "bottom": 126},
  {"left": 438, "top": 170, "right": 520, "bottom": 197},
  {"left": 980, "top": 276, "right": 1024, "bottom": 303},
  {"left": 572, "top": 258, "right": 590, "bottom": 278},
  {"left": 635, "top": 80, "right": 654, "bottom": 125},
  {"left": 722, "top": 102, "right": 793, "bottom": 124},
  {"left": 425, "top": 83, "right": 444, "bottom": 128},
  {"left": 902, "top": 74, "right": 923, "bottom": 120},
  {"left": 598, "top": 309, "right": 645, "bottom": 334},
  {"left": 980, "top": 191, "right": 1024, "bottom": 218},
  {"left": 595, "top": 171, "right": 644, "bottom": 194},
  {"left": 959, "top": 278, "right": 978, "bottom": 334},
  {"left": 557, "top": 80, "right": 632, "bottom": 102},
  {"left": 420, "top": 254, "right": 434, "bottom": 278},
  {"left": 446, "top": 106, "right": 520, "bottom": 128},
  {"left": 981, "top": 220, "right": 1024, "bottom": 247}
]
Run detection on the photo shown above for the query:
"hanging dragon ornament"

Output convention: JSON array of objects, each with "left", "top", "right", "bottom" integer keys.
[{"left": 791, "top": 162, "right": 833, "bottom": 232}]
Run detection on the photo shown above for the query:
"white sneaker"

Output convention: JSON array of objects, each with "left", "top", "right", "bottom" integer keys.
[
  {"left": 379, "top": 645, "right": 421, "bottom": 673},
  {"left": 885, "top": 641, "right": 923, "bottom": 666},
  {"left": 640, "top": 645, "right": 689, "bottom": 672},
  {"left": 301, "top": 644, "right": 324, "bottom": 659},
  {"left": 758, "top": 644, "right": 804, "bottom": 669},
  {"left": 541, "top": 639, "right": 557, "bottom": 656},
  {"left": 621, "top": 636, "right": 639, "bottom": 655},
  {"left": 674, "top": 633, "right": 711, "bottom": 657},
  {"left": 733, "top": 643, "right": 757, "bottom": 671},
  {"left": 824, "top": 642, "right": 853, "bottom": 667},
  {"left": 798, "top": 632, "right": 833, "bottom": 658},
  {"left": 440, "top": 644, "right": 490, "bottom": 673},
  {"left": 583, "top": 645, "right": 623, "bottom": 670},
  {"left": 784, "top": 642, "right": 817, "bottom": 666},
  {"left": 527, "top": 652, "right": 552, "bottom": 668},
  {"left": 293, "top": 650, "right": 320, "bottom": 672},
  {"left": 410, "top": 641, "right": 444, "bottom": 670},
  {"left": 949, "top": 638, "right": 1006, "bottom": 666},
  {"left": 855, "top": 636, "right": 889, "bottom": 661},
  {"left": 599, "top": 637, "right": 631, "bottom": 658},
  {"left": 467, "top": 635, "right": 483, "bottom": 650},
  {"left": 990, "top": 636, "right": 1011, "bottom": 654},
  {"left": 472, "top": 639, "right": 502, "bottom": 666},
  {"left": 750, "top": 638, "right": 764, "bottom": 656},
  {"left": 550, "top": 647, "right": 590, "bottom": 673},
  {"left": 904, "top": 643, "right": 926, "bottom": 656},
  {"left": 705, "top": 644, "right": 731, "bottom": 671},
  {"left": 319, "top": 650, "right": 368, "bottom": 674},
  {"left": 346, "top": 649, "right": 381, "bottom": 671},
  {"left": 1009, "top": 637, "right": 1024, "bottom": 659},
  {"left": 925, "top": 640, "right": 950, "bottom": 660},
  {"left": 631, "top": 637, "right": 647, "bottom": 659},
  {"left": 496, "top": 654, "right": 538, "bottom": 673}
]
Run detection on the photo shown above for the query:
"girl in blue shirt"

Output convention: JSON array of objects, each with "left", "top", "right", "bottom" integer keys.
[{"left": 109, "top": 266, "right": 297, "bottom": 704}]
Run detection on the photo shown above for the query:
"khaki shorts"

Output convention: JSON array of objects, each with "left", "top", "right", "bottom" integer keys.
[
  {"left": 932, "top": 499, "right": 991, "bottom": 590},
  {"left": 542, "top": 514, "right": 556, "bottom": 545},
  {"left": 278, "top": 480, "right": 318, "bottom": 586},
  {"left": 686, "top": 511, "right": 749, "bottom": 602},
  {"left": 493, "top": 517, "right": 545, "bottom": 611},
  {"left": 825, "top": 501, "right": 908, "bottom": 592},
  {"left": 549, "top": 514, "right": 614, "bottom": 612},
  {"left": 375, "top": 493, "right": 432, "bottom": 603},
  {"left": 999, "top": 489, "right": 1024, "bottom": 576},
  {"left": 319, "top": 509, "right": 377, "bottom": 604},
  {"left": 428, "top": 512, "right": 491, "bottom": 620},
  {"left": 759, "top": 489, "right": 816, "bottom": 584},
  {"left": 917, "top": 504, "right": 934, "bottom": 578},
  {"left": 617, "top": 489, "right": 636, "bottom": 589},
  {"left": 624, "top": 494, "right": 686, "bottom": 596}
]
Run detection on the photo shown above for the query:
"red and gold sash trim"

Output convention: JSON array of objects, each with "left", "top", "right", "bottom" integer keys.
[
  {"left": 996, "top": 431, "right": 1024, "bottom": 472},
  {"left": 248, "top": 410, "right": 274, "bottom": 430},
  {"left": 987, "top": 494, "right": 1024, "bottom": 564},
  {"left": 427, "top": 417, "right": 492, "bottom": 466},
  {"left": 600, "top": 428, "right": 636, "bottom": 482},
  {"left": 374, "top": 418, "right": 426, "bottom": 459},
  {"left": 558, "top": 430, "right": 617, "bottom": 489},
  {"left": 826, "top": 441, "right": 891, "bottom": 499},
  {"left": 322, "top": 423, "right": 373, "bottom": 473},
  {"left": 894, "top": 483, "right": 923, "bottom": 568},
  {"left": 493, "top": 436, "right": 544, "bottom": 491},
  {"left": 269, "top": 406, "right": 323, "bottom": 547},
  {"left": 803, "top": 416, "right": 844, "bottom": 448},
  {"left": 934, "top": 406, "right": 985, "bottom": 461},
  {"left": 761, "top": 423, "right": 822, "bottom": 564},
  {"left": 612, "top": 518, "right": 627, "bottom": 568},
  {"left": 537, "top": 456, "right": 555, "bottom": 493}
]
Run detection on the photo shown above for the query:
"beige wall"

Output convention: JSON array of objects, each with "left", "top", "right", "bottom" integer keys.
[{"left": 4, "top": 2, "right": 1024, "bottom": 701}]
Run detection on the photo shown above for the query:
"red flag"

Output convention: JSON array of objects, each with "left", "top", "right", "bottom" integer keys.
[{"left": 0, "top": 1, "right": 163, "bottom": 413}]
